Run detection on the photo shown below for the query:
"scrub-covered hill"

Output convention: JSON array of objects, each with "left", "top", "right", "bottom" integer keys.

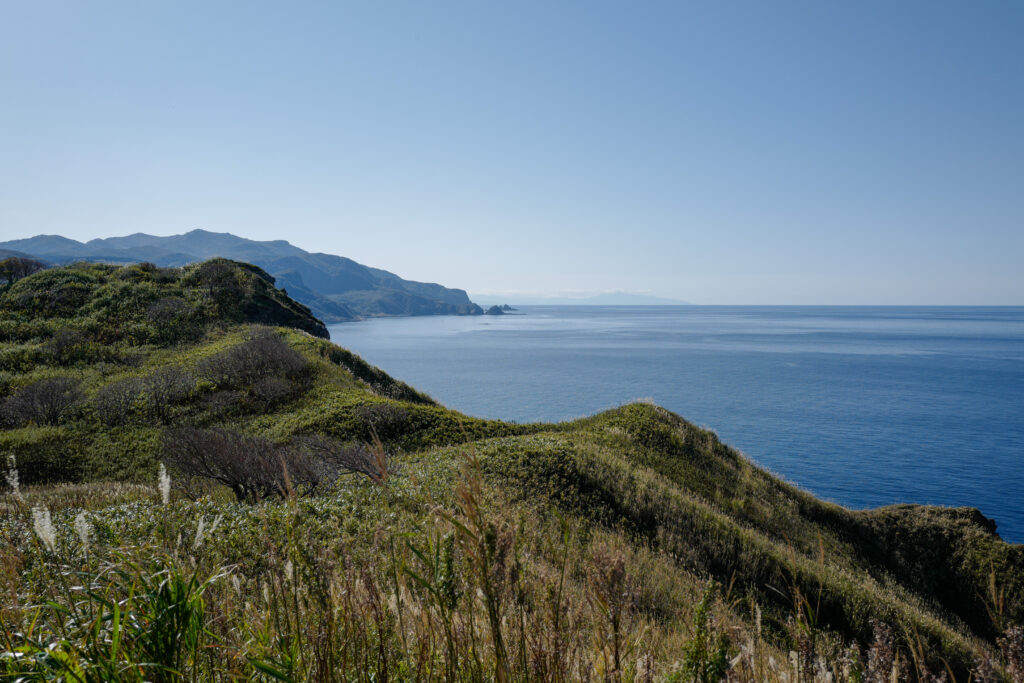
[{"left": 0, "top": 261, "right": 1020, "bottom": 682}]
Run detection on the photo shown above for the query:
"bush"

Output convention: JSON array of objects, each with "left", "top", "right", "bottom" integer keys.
[
  {"left": 146, "top": 297, "right": 196, "bottom": 345},
  {"left": 198, "top": 329, "right": 308, "bottom": 390},
  {"left": 94, "top": 377, "right": 147, "bottom": 427},
  {"left": 295, "top": 434, "right": 389, "bottom": 483},
  {"left": 200, "top": 390, "right": 244, "bottom": 418},
  {"left": 0, "top": 256, "right": 45, "bottom": 285},
  {"left": 162, "top": 428, "right": 387, "bottom": 502},
  {"left": 353, "top": 402, "right": 410, "bottom": 440},
  {"left": 192, "top": 261, "right": 244, "bottom": 310},
  {"left": 251, "top": 376, "right": 296, "bottom": 408},
  {"left": 42, "top": 329, "right": 86, "bottom": 364},
  {"left": 0, "top": 427, "right": 86, "bottom": 484},
  {"left": 1, "top": 376, "right": 82, "bottom": 426},
  {"left": 162, "top": 428, "right": 332, "bottom": 501},
  {"left": 0, "top": 344, "right": 46, "bottom": 373},
  {"left": 141, "top": 367, "right": 195, "bottom": 424},
  {"left": 4, "top": 268, "right": 97, "bottom": 317}
]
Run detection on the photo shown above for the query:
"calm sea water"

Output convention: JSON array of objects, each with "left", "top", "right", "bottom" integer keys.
[{"left": 328, "top": 307, "right": 1024, "bottom": 543}]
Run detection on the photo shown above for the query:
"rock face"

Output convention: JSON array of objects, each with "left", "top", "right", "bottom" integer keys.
[
  {"left": 484, "top": 305, "right": 505, "bottom": 315},
  {"left": 0, "top": 230, "right": 484, "bottom": 322}
]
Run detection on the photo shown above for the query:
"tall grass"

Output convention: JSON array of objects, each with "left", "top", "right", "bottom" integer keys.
[{"left": 2, "top": 452, "right": 1019, "bottom": 682}]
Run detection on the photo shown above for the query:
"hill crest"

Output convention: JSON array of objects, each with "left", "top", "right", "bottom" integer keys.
[{"left": 0, "top": 230, "right": 483, "bottom": 323}]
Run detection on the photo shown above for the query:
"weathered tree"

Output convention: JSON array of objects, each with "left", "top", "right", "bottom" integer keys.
[{"left": 162, "top": 428, "right": 386, "bottom": 502}]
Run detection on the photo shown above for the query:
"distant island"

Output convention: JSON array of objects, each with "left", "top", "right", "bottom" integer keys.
[
  {"left": 473, "top": 291, "right": 692, "bottom": 306},
  {"left": 0, "top": 230, "right": 483, "bottom": 324}
]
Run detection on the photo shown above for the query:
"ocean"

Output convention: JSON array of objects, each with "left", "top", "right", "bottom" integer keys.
[{"left": 328, "top": 306, "right": 1024, "bottom": 543}]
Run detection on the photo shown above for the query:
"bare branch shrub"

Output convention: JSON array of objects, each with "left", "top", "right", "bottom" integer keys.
[
  {"left": 251, "top": 377, "right": 296, "bottom": 408},
  {"left": 162, "top": 428, "right": 379, "bottom": 502},
  {"left": 198, "top": 329, "right": 308, "bottom": 390},
  {"left": 141, "top": 366, "right": 195, "bottom": 424},
  {"left": 201, "top": 389, "right": 244, "bottom": 418},
  {"left": 2, "top": 377, "right": 82, "bottom": 426},
  {"left": 295, "top": 434, "right": 390, "bottom": 483},
  {"left": 146, "top": 296, "right": 188, "bottom": 325},
  {"left": 163, "top": 427, "right": 391, "bottom": 501},
  {"left": 94, "top": 377, "right": 146, "bottom": 427}
]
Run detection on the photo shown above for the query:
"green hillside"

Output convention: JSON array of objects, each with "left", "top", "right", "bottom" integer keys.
[{"left": 0, "top": 261, "right": 1020, "bottom": 682}]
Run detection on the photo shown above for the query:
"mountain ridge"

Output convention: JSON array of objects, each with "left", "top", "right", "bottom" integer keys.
[{"left": 0, "top": 230, "right": 483, "bottom": 323}]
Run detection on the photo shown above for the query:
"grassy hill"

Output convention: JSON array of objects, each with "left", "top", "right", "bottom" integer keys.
[{"left": 0, "top": 261, "right": 1021, "bottom": 681}]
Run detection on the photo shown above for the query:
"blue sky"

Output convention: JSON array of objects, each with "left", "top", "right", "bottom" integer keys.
[{"left": 1, "top": 1, "right": 1021, "bottom": 304}]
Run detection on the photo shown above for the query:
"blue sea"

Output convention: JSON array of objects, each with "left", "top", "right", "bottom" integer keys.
[{"left": 328, "top": 307, "right": 1024, "bottom": 544}]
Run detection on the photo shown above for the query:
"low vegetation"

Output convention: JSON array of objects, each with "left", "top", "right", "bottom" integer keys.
[{"left": 0, "top": 261, "right": 1021, "bottom": 681}]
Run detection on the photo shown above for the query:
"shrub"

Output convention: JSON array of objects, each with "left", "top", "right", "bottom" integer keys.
[
  {"left": 4, "top": 268, "right": 97, "bottom": 317},
  {"left": 200, "top": 390, "right": 244, "bottom": 418},
  {"left": 94, "top": 377, "right": 147, "bottom": 427},
  {"left": 1, "top": 376, "right": 82, "bottom": 426},
  {"left": 353, "top": 401, "right": 410, "bottom": 440},
  {"left": 192, "top": 260, "right": 244, "bottom": 309},
  {"left": 42, "top": 329, "right": 84, "bottom": 362},
  {"left": 295, "top": 434, "right": 390, "bottom": 483},
  {"left": 198, "top": 329, "right": 308, "bottom": 389},
  {"left": 163, "top": 428, "right": 388, "bottom": 501},
  {"left": 141, "top": 367, "right": 195, "bottom": 424},
  {"left": 146, "top": 297, "right": 195, "bottom": 345},
  {"left": 673, "top": 582, "right": 730, "bottom": 683},
  {"left": 0, "top": 344, "right": 46, "bottom": 373},
  {"left": 251, "top": 376, "right": 296, "bottom": 408},
  {"left": 41, "top": 329, "right": 103, "bottom": 365},
  {"left": 163, "top": 428, "right": 320, "bottom": 501},
  {"left": 0, "top": 427, "right": 86, "bottom": 483},
  {"left": 0, "top": 256, "right": 45, "bottom": 285}
]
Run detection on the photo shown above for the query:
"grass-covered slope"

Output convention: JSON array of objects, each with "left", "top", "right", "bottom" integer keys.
[{"left": 0, "top": 261, "right": 1021, "bottom": 682}]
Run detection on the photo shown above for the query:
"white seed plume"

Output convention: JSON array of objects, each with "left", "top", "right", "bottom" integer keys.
[
  {"left": 5, "top": 455, "right": 21, "bottom": 501},
  {"left": 192, "top": 517, "right": 206, "bottom": 551},
  {"left": 32, "top": 506, "right": 56, "bottom": 552},
  {"left": 158, "top": 463, "right": 171, "bottom": 505},
  {"left": 74, "top": 511, "right": 91, "bottom": 556},
  {"left": 192, "top": 514, "right": 223, "bottom": 551}
]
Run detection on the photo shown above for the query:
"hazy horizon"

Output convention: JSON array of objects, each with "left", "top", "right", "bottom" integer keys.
[{"left": 2, "top": 2, "right": 1021, "bottom": 304}]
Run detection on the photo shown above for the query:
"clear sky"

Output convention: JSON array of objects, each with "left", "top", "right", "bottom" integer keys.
[{"left": 1, "top": 1, "right": 1021, "bottom": 304}]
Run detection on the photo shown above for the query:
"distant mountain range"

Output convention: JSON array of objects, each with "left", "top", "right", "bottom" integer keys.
[{"left": 0, "top": 230, "right": 483, "bottom": 323}]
